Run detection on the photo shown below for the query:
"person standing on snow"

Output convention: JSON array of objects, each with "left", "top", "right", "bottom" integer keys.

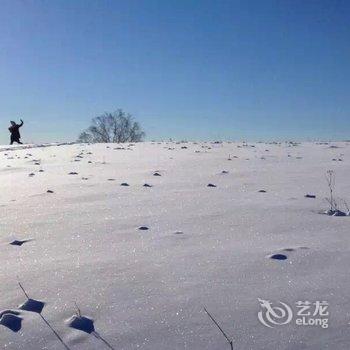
[{"left": 9, "top": 119, "right": 24, "bottom": 145}]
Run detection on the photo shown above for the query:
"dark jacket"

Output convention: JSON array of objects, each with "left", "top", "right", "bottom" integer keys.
[{"left": 9, "top": 121, "right": 23, "bottom": 140}]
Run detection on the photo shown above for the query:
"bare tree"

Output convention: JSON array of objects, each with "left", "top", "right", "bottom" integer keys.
[
  {"left": 78, "top": 109, "right": 145, "bottom": 143},
  {"left": 77, "top": 131, "right": 94, "bottom": 143},
  {"left": 325, "top": 170, "right": 337, "bottom": 212},
  {"left": 324, "top": 170, "right": 349, "bottom": 216}
]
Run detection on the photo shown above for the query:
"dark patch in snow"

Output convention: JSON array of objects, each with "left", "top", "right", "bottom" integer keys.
[
  {"left": 0, "top": 313, "right": 22, "bottom": 332},
  {"left": 10, "top": 239, "right": 33, "bottom": 246},
  {"left": 19, "top": 299, "right": 45, "bottom": 314},
  {"left": 323, "top": 209, "right": 348, "bottom": 217},
  {"left": 0, "top": 310, "right": 20, "bottom": 318},
  {"left": 67, "top": 315, "right": 95, "bottom": 334},
  {"left": 270, "top": 254, "right": 287, "bottom": 260}
]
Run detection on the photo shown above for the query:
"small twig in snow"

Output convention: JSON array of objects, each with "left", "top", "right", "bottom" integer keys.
[{"left": 203, "top": 307, "right": 233, "bottom": 350}]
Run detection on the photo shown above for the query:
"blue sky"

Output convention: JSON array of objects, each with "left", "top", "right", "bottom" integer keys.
[{"left": 0, "top": 0, "right": 349, "bottom": 143}]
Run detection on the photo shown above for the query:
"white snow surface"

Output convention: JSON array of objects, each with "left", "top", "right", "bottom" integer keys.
[{"left": 0, "top": 141, "right": 349, "bottom": 350}]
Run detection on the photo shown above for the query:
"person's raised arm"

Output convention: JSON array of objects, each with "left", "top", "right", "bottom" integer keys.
[{"left": 19, "top": 119, "right": 24, "bottom": 127}]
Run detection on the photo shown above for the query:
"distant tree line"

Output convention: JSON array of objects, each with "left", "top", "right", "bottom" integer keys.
[{"left": 78, "top": 109, "right": 145, "bottom": 143}]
